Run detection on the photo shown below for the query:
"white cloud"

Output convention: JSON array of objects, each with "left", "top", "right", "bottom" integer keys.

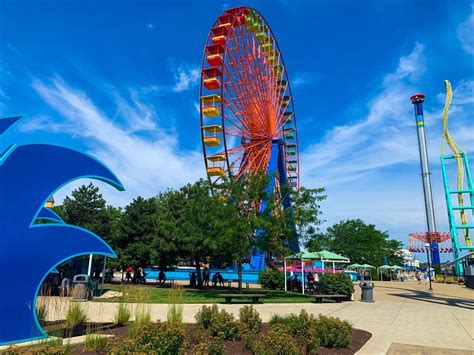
[
  {"left": 383, "top": 42, "right": 424, "bottom": 84},
  {"left": 30, "top": 76, "right": 204, "bottom": 205},
  {"left": 457, "top": 3, "right": 474, "bottom": 55},
  {"left": 172, "top": 65, "right": 200, "bottom": 92},
  {"left": 292, "top": 72, "right": 321, "bottom": 88},
  {"left": 300, "top": 43, "right": 473, "bottom": 249}
]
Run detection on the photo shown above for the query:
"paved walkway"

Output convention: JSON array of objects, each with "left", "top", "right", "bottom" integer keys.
[{"left": 39, "top": 281, "right": 473, "bottom": 354}]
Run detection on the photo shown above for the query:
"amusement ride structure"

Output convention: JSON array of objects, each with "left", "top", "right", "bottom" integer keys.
[
  {"left": 409, "top": 81, "right": 473, "bottom": 274},
  {"left": 199, "top": 6, "right": 300, "bottom": 270},
  {"left": 440, "top": 80, "right": 473, "bottom": 274}
]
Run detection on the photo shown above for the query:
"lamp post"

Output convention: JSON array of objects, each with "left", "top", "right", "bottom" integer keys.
[{"left": 425, "top": 243, "right": 433, "bottom": 291}]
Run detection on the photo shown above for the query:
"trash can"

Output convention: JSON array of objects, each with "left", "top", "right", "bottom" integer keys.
[
  {"left": 72, "top": 274, "right": 92, "bottom": 301},
  {"left": 360, "top": 281, "right": 375, "bottom": 303}
]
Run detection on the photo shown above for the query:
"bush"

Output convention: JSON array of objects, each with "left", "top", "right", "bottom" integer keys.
[
  {"left": 239, "top": 305, "right": 262, "bottom": 333},
  {"left": 313, "top": 315, "right": 352, "bottom": 348},
  {"left": 5, "top": 345, "right": 67, "bottom": 354},
  {"left": 186, "top": 325, "right": 205, "bottom": 346},
  {"left": 241, "top": 329, "right": 257, "bottom": 352},
  {"left": 259, "top": 269, "right": 284, "bottom": 290},
  {"left": 195, "top": 304, "right": 219, "bottom": 329},
  {"left": 112, "top": 323, "right": 184, "bottom": 354},
  {"left": 319, "top": 272, "right": 354, "bottom": 296},
  {"left": 114, "top": 302, "right": 131, "bottom": 325},
  {"left": 278, "top": 310, "right": 319, "bottom": 354},
  {"left": 209, "top": 309, "right": 240, "bottom": 340},
  {"left": 253, "top": 325, "right": 301, "bottom": 355},
  {"left": 65, "top": 302, "right": 87, "bottom": 328},
  {"left": 193, "top": 337, "right": 225, "bottom": 355},
  {"left": 207, "top": 337, "right": 225, "bottom": 355}
]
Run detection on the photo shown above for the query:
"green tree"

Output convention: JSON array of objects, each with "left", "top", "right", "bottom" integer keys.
[
  {"left": 217, "top": 173, "right": 268, "bottom": 291},
  {"left": 262, "top": 185, "right": 326, "bottom": 255},
  {"left": 54, "top": 183, "right": 122, "bottom": 272},
  {"left": 153, "top": 180, "right": 226, "bottom": 288},
  {"left": 56, "top": 183, "right": 116, "bottom": 240},
  {"left": 115, "top": 196, "right": 158, "bottom": 268},
  {"left": 305, "top": 219, "right": 403, "bottom": 266}
]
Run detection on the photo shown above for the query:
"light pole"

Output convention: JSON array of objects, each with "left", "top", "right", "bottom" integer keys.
[{"left": 425, "top": 243, "right": 433, "bottom": 291}]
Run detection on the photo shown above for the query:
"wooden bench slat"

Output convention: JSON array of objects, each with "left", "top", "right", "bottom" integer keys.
[
  {"left": 314, "top": 294, "right": 348, "bottom": 303},
  {"left": 219, "top": 294, "right": 265, "bottom": 304}
]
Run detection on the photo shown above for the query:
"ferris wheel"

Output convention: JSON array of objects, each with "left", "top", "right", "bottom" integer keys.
[{"left": 199, "top": 6, "right": 299, "bottom": 191}]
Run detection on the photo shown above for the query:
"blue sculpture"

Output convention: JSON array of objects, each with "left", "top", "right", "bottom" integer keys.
[{"left": 0, "top": 116, "right": 124, "bottom": 345}]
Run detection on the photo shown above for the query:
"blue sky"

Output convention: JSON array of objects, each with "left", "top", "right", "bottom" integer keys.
[{"left": 1, "top": 0, "right": 473, "bottom": 259}]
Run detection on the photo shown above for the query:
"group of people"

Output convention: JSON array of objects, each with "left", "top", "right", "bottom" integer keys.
[
  {"left": 199, "top": 267, "right": 224, "bottom": 287},
  {"left": 125, "top": 266, "right": 147, "bottom": 284},
  {"left": 156, "top": 267, "right": 226, "bottom": 288},
  {"left": 288, "top": 272, "right": 320, "bottom": 293}
]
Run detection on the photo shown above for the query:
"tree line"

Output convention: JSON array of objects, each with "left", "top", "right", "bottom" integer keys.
[
  {"left": 52, "top": 176, "right": 403, "bottom": 288},
  {"left": 53, "top": 174, "right": 325, "bottom": 289}
]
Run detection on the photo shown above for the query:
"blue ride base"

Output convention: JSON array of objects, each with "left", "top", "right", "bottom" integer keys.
[{"left": 250, "top": 139, "right": 299, "bottom": 271}]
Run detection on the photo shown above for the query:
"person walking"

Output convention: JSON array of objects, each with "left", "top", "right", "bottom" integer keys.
[{"left": 203, "top": 267, "right": 210, "bottom": 287}]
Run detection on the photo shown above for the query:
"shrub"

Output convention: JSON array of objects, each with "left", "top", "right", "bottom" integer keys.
[
  {"left": 209, "top": 309, "right": 240, "bottom": 340},
  {"left": 272, "top": 309, "right": 319, "bottom": 354},
  {"left": 112, "top": 323, "right": 184, "bottom": 354},
  {"left": 207, "top": 337, "right": 225, "bottom": 355},
  {"left": 195, "top": 304, "right": 219, "bottom": 329},
  {"left": 193, "top": 337, "right": 224, "bottom": 355},
  {"left": 259, "top": 268, "right": 284, "bottom": 290},
  {"left": 286, "top": 310, "right": 313, "bottom": 336},
  {"left": 186, "top": 325, "right": 205, "bottom": 346},
  {"left": 238, "top": 305, "right": 262, "bottom": 333},
  {"left": 114, "top": 302, "right": 131, "bottom": 325},
  {"left": 313, "top": 315, "right": 352, "bottom": 348},
  {"left": 65, "top": 302, "right": 87, "bottom": 328},
  {"left": 319, "top": 272, "right": 354, "bottom": 296},
  {"left": 253, "top": 325, "right": 301, "bottom": 355},
  {"left": 167, "top": 284, "right": 184, "bottom": 327},
  {"left": 5, "top": 345, "right": 66, "bottom": 354},
  {"left": 84, "top": 333, "right": 108, "bottom": 350}
]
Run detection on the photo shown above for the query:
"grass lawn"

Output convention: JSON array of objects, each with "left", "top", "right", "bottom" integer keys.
[{"left": 97, "top": 284, "right": 315, "bottom": 304}]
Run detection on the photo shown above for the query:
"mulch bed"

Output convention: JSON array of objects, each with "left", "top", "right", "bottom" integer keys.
[{"left": 69, "top": 323, "right": 371, "bottom": 354}]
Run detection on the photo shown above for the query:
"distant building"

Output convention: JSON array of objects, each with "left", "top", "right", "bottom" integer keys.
[{"left": 400, "top": 249, "right": 419, "bottom": 268}]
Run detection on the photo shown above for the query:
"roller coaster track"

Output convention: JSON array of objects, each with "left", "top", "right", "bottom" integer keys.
[{"left": 442, "top": 80, "right": 471, "bottom": 247}]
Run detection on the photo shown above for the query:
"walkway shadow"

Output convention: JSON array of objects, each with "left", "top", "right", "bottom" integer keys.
[
  {"left": 387, "top": 290, "right": 474, "bottom": 310},
  {"left": 377, "top": 283, "right": 471, "bottom": 300}
]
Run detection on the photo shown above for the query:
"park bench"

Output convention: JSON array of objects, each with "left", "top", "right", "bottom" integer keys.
[
  {"left": 219, "top": 293, "right": 265, "bottom": 304},
  {"left": 314, "top": 294, "right": 347, "bottom": 303}
]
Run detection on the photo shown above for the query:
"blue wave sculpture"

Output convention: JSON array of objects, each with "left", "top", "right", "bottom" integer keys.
[{"left": 0, "top": 116, "right": 124, "bottom": 345}]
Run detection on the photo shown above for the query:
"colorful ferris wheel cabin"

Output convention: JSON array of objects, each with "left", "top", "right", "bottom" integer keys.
[
  {"left": 201, "top": 94, "right": 222, "bottom": 118},
  {"left": 206, "top": 154, "right": 226, "bottom": 176},
  {"left": 202, "top": 67, "right": 222, "bottom": 90},
  {"left": 206, "top": 44, "right": 224, "bottom": 67},
  {"left": 211, "top": 26, "right": 228, "bottom": 46},
  {"left": 202, "top": 124, "right": 222, "bottom": 146}
]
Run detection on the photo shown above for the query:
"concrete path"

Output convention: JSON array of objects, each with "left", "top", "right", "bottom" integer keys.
[{"left": 39, "top": 281, "right": 473, "bottom": 354}]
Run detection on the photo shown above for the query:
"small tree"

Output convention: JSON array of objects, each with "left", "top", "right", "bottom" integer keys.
[{"left": 306, "top": 219, "right": 403, "bottom": 266}]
